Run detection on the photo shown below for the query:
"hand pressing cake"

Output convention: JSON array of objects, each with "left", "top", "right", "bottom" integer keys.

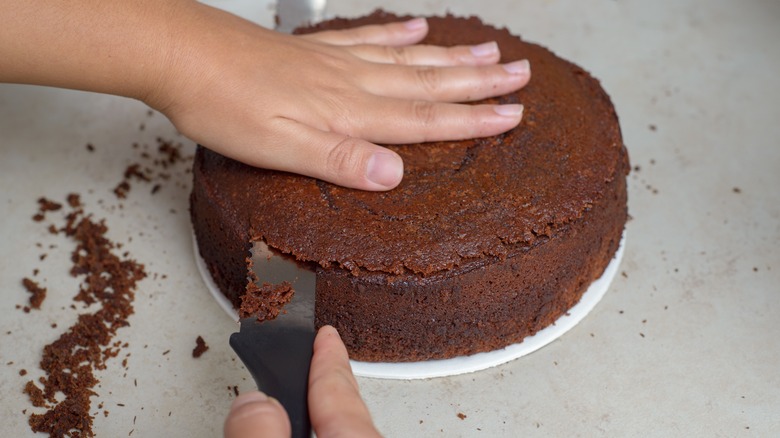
[{"left": 191, "top": 11, "right": 629, "bottom": 362}]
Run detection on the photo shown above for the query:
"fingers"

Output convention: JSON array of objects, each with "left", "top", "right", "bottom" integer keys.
[
  {"left": 309, "top": 326, "right": 381, "bottom": 438},
  {"left": 231, "top": 101, "right": 521, "bottom": 191},
  {"left": 252, "top": 119, "right": 404, "bottom": 191},
  {"left": 223, "top": 391, "right": 291, "bottom": 438},
  {"left": 359, "top": 59, "right": 530, "bottom": 102},
  {"left": 346, "top": 41, "right": 501, "bottom": 66},
  {"left": 304, "top": 17, "right": 429, "bottom": 47},
  {"left": 305, "top": 18, "right": 504, "bottom": 68},
  {"left": 328, "top": 99, "right": 525, "bottom": 144}
]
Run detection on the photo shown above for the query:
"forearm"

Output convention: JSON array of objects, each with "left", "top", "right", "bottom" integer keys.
[{"left": 0, "top": 0, "right": 184, "bottom": 102}]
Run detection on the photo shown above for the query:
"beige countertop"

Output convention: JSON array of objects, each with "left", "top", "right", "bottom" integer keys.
[{"left": 2, "top": 0, "right": 778, "bottom": 436}]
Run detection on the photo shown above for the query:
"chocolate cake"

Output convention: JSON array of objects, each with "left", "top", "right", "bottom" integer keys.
[{"left": 191, "top": 12, "right": 629, "bottom": 362}]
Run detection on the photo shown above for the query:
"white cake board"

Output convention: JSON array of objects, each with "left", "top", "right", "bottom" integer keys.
[{"left": 194, "top": 232, "right": 625, "bottom": 380}]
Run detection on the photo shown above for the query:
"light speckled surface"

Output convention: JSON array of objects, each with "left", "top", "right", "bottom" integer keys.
[{"left": 2, "top": 0, "right": 779, "bottom": 436}]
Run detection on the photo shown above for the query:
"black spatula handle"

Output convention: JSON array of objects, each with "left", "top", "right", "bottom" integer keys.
[{"left": 230, "top": 320, "right": 315, "bottom": 438}]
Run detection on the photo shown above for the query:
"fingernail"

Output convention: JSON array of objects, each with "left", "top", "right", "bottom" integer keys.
[
  {"left": 503, "top": 59, "right": 531, "bottom": 75},
  {"left": 470, "top": 41, "right": 499, "bottom": 58},
  {"left": 404, "top": 17, "right": 427, "bottom": 31},
  {"left": 493, "top": 104, "right": 524, "bottom": 117},
  {"left": 366, "top": 152, "right": 403, "bottom": 188},
  {"left": 231, "top": 391, "right": 268, "bottom": 410}
]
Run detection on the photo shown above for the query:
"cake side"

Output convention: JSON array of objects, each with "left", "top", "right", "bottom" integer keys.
[
  {"left": 191, "top": 148, "right": 253, "bottom": 310},
  {"left": 319, "top": 157, "right": 627, "bottom": 361}
]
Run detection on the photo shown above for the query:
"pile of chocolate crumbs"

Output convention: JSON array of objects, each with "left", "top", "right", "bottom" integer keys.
[
  {"left": 23, "top": 194, "right": 146, "bottom": 437},
  {"left": 19, "top": 132, "right": 194, "bottom": 437}
]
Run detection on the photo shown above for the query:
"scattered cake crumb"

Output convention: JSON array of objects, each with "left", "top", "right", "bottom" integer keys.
[
  {"left": 192, "top": 336, "right": 209, "bottom": 358},
  {"left": 112, "top": 138, "right": 192, "bottom": 199},
  {"left": 66, "top": 193, "right": 81, "bottom": 208},
  {"left": 22, "top": 277, "right": 47, "bottom": 309},
  {"left": 114, "top": 181, "right": 131, "bottom": 199},
  {"left": 457, "top": 412, "right": 467, "bottom": 420},
  {"left": 32, "top": 197, "right": 63, "bottom": 222}
]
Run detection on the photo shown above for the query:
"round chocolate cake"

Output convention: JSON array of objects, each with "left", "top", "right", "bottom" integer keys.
[{"left": 191, "top": 12, "right": 629, "bottom": 362}]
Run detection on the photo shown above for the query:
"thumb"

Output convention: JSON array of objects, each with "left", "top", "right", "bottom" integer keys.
[
  {"left": 224, "top": 391, "right": 291, "bottom": 438},
  {"left": 247, "top": 120, "right": 405, "bottom": 191}
]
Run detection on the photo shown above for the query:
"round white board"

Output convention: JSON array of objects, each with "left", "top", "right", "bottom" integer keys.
[{"left": 194, "top": 232, "right": 625, "bottom": 380}]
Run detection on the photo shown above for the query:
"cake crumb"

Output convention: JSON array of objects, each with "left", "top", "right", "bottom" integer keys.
[
  {"left": 32, "top": 197, "right": 62, "bottom": 222},
  {"left": 24, "top": 381, "right": 47, "bottom": 408},
  {"left": 240, "top": 281, "right": 294, "bottom": 321},
  {"left": 114, "top": 181, "right": 131, "bottom": 199},
  {"left": 192, "top": 336, "right": 209, "bottom": 358},
  {"left": 22, "top": 277, "right": 47, "bottom": 309},
  {"left": 66, "top": 193, "right": 81, "bottom": 208},
  {"left": 457, "top": 412, "right": 467, "bottom": 420},
  {"left": 37, "top": 197, "right": 62, "bottom": 212}
]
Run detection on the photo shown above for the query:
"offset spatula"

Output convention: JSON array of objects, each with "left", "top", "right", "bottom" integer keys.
[
  {"left": 230, "top": 241, "right": 317, "bottom": 438},
  {"left": 229, "top": 3, "right": 325, "bottom": 438}
]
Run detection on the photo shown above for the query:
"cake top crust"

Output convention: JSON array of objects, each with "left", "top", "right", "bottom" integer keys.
[{"left": 197, "top": 12, "right": 627, "bottom": 277}]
